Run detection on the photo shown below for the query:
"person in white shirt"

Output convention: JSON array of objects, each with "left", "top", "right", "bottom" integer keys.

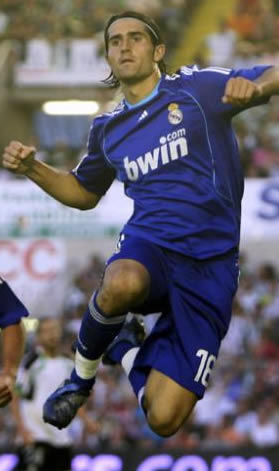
[{"left": 12, "top": 318, "right": 78, "bottom": 471}]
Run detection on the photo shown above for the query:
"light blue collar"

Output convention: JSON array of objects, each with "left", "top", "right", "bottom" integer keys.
[{"left": 125, "top": 80, "right": 161, "bottom": 109}]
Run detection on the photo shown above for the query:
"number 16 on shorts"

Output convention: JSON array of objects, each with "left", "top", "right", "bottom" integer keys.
[{"left": 194, "top": 349, "right": 216, "bottom": 387}]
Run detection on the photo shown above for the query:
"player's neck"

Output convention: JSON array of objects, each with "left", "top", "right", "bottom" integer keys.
[{"left": 122, "top": 70, "right": 161, "bottom": 105}]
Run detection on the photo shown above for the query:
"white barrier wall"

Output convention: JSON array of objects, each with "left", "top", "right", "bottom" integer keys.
[
  {"left": 241, "top": 178, "right": 279, "bottom": 241},
  {"left": 0, "top": 180, "right": 132, "bottom": 238},
  {"left": 1, "top": 178, "right": 279, "bottom": 240}
]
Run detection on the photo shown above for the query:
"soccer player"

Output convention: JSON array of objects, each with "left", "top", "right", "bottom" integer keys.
[
  {"left": 2, "top": 10, "right": 279, "bottom": 437},
  {"left": 0, "top": 277, "right": 28, "bottom": 407}
]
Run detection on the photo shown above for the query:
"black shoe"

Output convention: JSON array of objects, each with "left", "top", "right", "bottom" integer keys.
[
  {"left": 102, "top": 316, "right": 146, "bottom": 366},
  {"left": 43, "top": 379, "right": 90, "bottom": 429}
]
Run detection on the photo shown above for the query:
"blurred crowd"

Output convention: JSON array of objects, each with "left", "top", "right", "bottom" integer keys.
[
  {"left": 0, "top": 0, "right": 191, "bottom": 60},
  {"left": 2, "top": 251, "right": 279, "bottom": 451},
  {"left": 197, "top": 0, "right": 279, "bottom": 178}
]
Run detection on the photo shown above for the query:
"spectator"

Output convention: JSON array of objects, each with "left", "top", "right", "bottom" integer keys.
[{"left": 249, "top": 399, "right": 279, "bottom": 447}]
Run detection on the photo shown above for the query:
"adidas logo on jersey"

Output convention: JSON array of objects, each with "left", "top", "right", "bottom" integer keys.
[
  {"left": 124, "top": 128, "right": 188, "bottom": 181},
  {"left": 138, "top": 110, "right": 148, "bottom": 121}
]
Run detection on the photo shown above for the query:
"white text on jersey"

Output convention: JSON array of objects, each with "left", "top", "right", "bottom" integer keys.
[{"left": 124, "top": 128, "right": 188, "bottom": 181}]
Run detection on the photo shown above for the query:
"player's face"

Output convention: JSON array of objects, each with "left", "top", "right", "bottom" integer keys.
[
  {"left": 106, "top": 18, "right": 165, "bottom": 85},
  {"left": 38, "top": 319, "right": 62, "bottom": 351}
]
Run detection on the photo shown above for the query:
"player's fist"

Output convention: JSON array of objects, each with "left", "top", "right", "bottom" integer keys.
[
  {"left": 0, "top": 373, "right": 15, "bottom": 407},
  {"left": 2, "top": 141, "right": 36, "bottom": 175},
  {"left": 222, "top": 77, "right": 262, "bottom": 105}
]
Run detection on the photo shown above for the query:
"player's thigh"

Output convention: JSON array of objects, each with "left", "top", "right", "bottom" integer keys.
[{"left": 144, "top": 368, "right": 198, "bottom": 435}]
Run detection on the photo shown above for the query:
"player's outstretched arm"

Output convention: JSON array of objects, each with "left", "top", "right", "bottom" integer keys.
[
  {"left": 2, "top": 141, "right": 101, "bottom": 210},
  {"left": 222, "top": 66, "right": 279, "bottom": 106},
  {"left": 0, "top": 322, "right": 25, "bottom": 407}
]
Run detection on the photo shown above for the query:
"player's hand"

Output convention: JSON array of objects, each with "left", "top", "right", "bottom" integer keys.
[
  {"left": 0, "top": 372, "right": 15, "bottom": 407},
  {"left": 222, "top": 77, "right": 263, "bottom": 105},
  {"left": 2, "top": 141, "right": 36, "bottom": 175}
]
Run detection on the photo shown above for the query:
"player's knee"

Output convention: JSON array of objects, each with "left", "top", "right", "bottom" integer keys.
[
  {"left": 108, "top": 269, "right": 148, "bottom": 301},
  {"left": 99, "top": 262, "right": 150, "bottom": 314},
  {"left": 147, "top": 404, "right": 186, "bottom": 437}
]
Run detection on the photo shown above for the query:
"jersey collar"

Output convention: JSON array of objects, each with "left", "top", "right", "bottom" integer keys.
[{"left": 124, "top": 78, "right": 162, "bottom": 109}]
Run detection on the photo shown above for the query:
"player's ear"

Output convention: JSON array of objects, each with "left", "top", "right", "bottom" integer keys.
[{"left": 154, "top": 44, "right": 166, "bottom": 63}]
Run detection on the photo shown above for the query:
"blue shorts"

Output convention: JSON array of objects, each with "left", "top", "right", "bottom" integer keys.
[
  {"left": 0, "top": 278, "right": 29, "bottom": 328},
  {"left": 107, "top": 235, "right": 239, "bottom": 398}
]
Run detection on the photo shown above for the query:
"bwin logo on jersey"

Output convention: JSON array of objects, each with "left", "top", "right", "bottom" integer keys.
[{"left": 124, "top": 128, "right": 188, "bottom": 181}]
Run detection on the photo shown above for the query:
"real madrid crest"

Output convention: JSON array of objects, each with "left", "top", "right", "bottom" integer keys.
[{"left": 168, "top": 103, "right": 183, "bottom": 125}]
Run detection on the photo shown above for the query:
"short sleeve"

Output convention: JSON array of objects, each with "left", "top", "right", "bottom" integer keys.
[
  {"left": 186, "top": 65, "right": 273, "bottom": 117},
  {"left": 71, "top": 118, "right": 115, "bottom": 195},
  {"left": 0, "top": 278, "right": 29, "bottom": 328}
]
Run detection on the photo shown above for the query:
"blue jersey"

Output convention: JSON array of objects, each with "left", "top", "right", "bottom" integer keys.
[
  {"left": 72, "top": 65, "right": 271, "bottom": 258},
  {"left": 0, "top": 278, "right": 29, "bottom": 328}
]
